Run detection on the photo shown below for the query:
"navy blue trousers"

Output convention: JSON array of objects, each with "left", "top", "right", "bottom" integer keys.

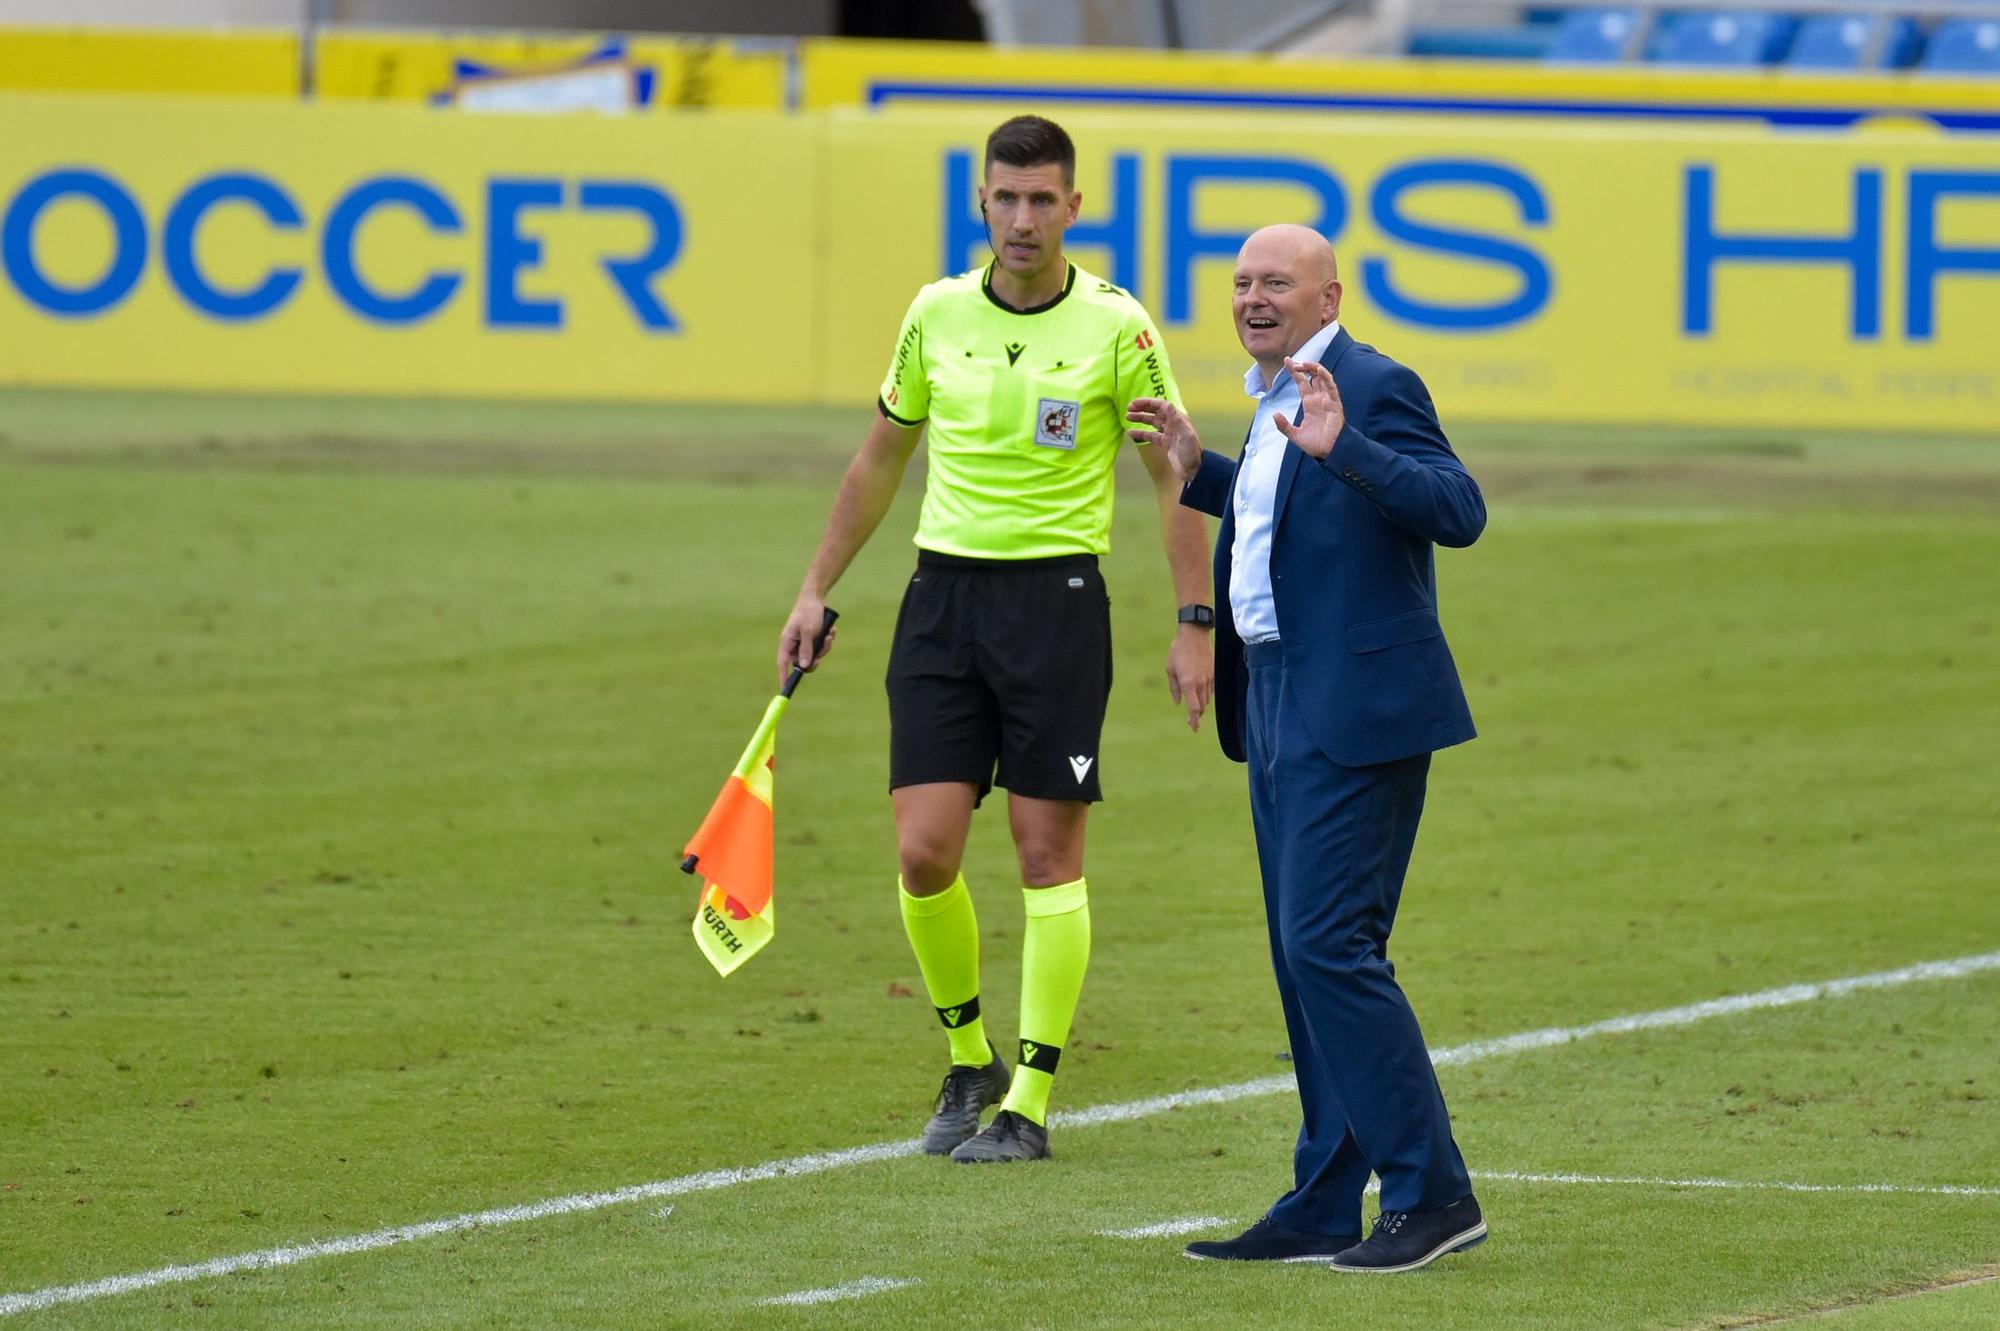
[{"left": 1244, "top": 641, "right": 1471, "bottom": 1237}]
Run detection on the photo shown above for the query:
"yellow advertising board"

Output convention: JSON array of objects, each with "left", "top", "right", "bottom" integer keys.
[
  {"left": 818, "top": 108, "right": 2000, "bottom": 430},
  {"left": 0, "top": 95, "right": 816, "bottom": 401},
  {"left": 2, "top": 93, "right": 1996, "bottom": 430},
  {"left": 0, "top": 27, "right": 298, "bottom": 97},
  {"left": 801, "top": 36, "right": 2000, "bottom": 134},
  {"left": 313, "top": 30, "right": 786, "bottom": 109}
]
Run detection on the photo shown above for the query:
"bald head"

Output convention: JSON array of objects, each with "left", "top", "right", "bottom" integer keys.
[
  {"left": 1232, "top": 226, "right": 1343, "bottom": 377},
  {"left": 1243, "top": 225, "right": 1338, "bottom": 284}
]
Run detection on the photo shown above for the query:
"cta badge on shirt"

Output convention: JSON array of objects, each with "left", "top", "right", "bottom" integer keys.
[{"left": 1035, "top": 398, "right": 1080, "bottom": 450}]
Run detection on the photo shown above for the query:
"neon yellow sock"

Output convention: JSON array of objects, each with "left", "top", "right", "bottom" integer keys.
[
  {"left": 898, "top": 874, "right": 990, "bottom": 1068},
  {"left": 1002, "top": 877, "right": 1090, "bottom": 1126}
]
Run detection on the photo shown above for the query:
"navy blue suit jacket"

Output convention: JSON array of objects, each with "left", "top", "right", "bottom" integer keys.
[{"left": 1180, "top": 328, "right": 1485, "bottom": 767}]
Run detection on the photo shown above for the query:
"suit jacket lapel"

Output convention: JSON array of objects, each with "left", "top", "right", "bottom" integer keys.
[
  {"left": 1323, "top": 326, "right": 1356, "bottom": 373},
  {"left": 1275, "top": 404, "right": 1306, "bottom": 518}
]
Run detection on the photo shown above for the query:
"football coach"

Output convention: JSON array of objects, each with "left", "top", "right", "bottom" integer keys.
[{"left": 1126, "top": 223, "right": 1488, "bottom": 1273}]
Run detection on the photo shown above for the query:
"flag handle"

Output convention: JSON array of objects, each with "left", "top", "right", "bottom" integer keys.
[
  {"left": 780, "top": 606, "right": 840, "bottom": 700},
  {"left": 681, "top": 606, "right": 837, "bottom": 876}
]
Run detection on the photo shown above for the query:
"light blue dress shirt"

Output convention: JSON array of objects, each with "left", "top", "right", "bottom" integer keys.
[{"left": 1229, "top": 319, "right": 1342, "bottom": 644}]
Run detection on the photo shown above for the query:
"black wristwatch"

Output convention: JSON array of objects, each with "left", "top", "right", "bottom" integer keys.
[{"left": 1177, "top": 604, "right": 1215, "bottom": 629}]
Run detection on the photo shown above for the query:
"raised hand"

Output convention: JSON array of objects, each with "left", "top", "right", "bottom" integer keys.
[
  {"left": 1126, "top": 397, "right": 1203, "bottom": 483},
  {"left": 1271, "top": 358, "right": 1346, "bottom": 459}
]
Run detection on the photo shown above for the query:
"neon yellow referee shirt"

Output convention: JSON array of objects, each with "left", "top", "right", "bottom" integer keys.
[{"left": 878, "top": 261, "right": 1183, "bottom": 560}]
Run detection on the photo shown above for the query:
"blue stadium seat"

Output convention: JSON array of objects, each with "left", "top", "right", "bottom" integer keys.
[
  {"left": 1787, "top": 15, "right": 1870, "bottom": 68},
  {"left": 1652, "top": 11, "right": 1799, "bottom": 66},
  {"left": 1882, "top": 17, "right": 1928, "bottom": 69},
  {"left": 1921, "top": 19, "right": 2000, "bottom": 73},
  {"left": 1547, "top": 8, "right": 1641, "bottom": 61},
  {"left": 1787, "top": 15, "right": 1921, "bottom": 69}
]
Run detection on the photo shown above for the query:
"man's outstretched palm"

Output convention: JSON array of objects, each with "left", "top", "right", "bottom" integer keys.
[{"left": 1272, "top": 357, "right": 1346, "bottom": 460}]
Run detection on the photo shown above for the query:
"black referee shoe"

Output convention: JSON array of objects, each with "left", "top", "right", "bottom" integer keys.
[
  {"left": 1183, "top": 1215, "right": 1361, "bottom": 1263},
  {"left": 948, "top": 1108, "right": 1050, "bottom": 1163},
  {"left": 919, "top": 1044, "right": 1009, "bottom": 1156},
  {"left": 1330, "top": 1195, "right": 1487, "bottom": 1274}
]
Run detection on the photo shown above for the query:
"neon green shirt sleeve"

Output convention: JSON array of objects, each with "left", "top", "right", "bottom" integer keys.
[
  {"left": 1116, "top": 302, "right": 1182, "bottom": 437},
  {"left": 878, "top": 293, "right": 929, "bottom": 425}
]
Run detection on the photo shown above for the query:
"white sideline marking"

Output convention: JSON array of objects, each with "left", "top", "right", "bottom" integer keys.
[
  {"left": 1099, "top": 1216, "right": 1234, "bottom": 1240},
  {"left": 4, "top": 948, "right": 1997, "bottom": 1318},
  {"left": 1427, "top": 950, "right": 2000, "bottom": 1069},
  {"left": 1749, "top": 1273, "right": 2000, "bottom": 1327},
  {"left": 758, "top": 1276, "right": 916, "bottom": 1306},
  {"left": 1474, "top": 1170, "right": 2000, "bottom": 1199},
  {"left": 0, "top": 1142, "right": 923, "bottom": 1318}
]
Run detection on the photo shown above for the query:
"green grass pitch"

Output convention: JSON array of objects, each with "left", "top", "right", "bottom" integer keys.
[{"left": 2, "top": 389, "right": 1997, "bottom": 1328}]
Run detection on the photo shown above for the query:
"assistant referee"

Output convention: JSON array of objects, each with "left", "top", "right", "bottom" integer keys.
[{"left": 778, "top": 115, "right": 1213, "bottom": 1164}]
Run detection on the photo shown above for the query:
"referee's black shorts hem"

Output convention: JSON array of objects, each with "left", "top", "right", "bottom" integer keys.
[{"left": 885, "top": 550, "right": 1113, "bottom": 807}]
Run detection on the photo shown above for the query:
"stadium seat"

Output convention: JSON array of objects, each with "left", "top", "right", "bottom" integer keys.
[
  {"left": 1921, "top": 19, "right": 2000, "bottom": 73},
  {"left": 1786, "top": 15, "right": 1921, "bottom": 69},
  {"left": 1652, "top": 11, "right": 1799, "bottom": 65},
  {"left": 1547, "top": 8, "right": 1641, "bottom": 61}
]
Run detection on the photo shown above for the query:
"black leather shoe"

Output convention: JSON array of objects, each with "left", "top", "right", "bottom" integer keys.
[
  {"left": 1183, "top": 1215, "right": 1362, "bottom": 1263},
  {"left": 1330, "top": 1195, "right": 1486, "bottom": 1273},
  {"left": 919, "top": 1044, "right": 1008, "bottom": 1156},
  {"left": 948, "top": 1108, "right": 1050, "bottom": 1163}
]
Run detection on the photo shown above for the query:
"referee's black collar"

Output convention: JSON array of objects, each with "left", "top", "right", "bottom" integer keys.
[{"left": 982, "top": 262, "right": 1075, "bottom": 316}]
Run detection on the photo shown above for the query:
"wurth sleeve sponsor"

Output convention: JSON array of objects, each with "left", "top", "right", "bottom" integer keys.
[
  {"left": 878, "top": 293, "right": 930, "bottom": 425},
  {"left": 1116, "top": 301, "right": 1183, "bottom": 432}
]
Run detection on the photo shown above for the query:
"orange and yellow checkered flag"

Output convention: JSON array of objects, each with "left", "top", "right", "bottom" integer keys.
[
  {"left": 684, "top": 696, "right": 783, "bottom": 976},
  {"left": 681, "top": 608, "right": 834, "bottom": 977}
]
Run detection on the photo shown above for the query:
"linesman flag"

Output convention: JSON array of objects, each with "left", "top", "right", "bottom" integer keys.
[{"left": 682, "top": 608, "right": 836, "bottom": 977}]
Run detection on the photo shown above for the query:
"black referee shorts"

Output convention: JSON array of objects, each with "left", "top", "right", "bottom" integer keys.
[{"left": 886, "top": 550, "right": 1113, "bottom": 805}]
